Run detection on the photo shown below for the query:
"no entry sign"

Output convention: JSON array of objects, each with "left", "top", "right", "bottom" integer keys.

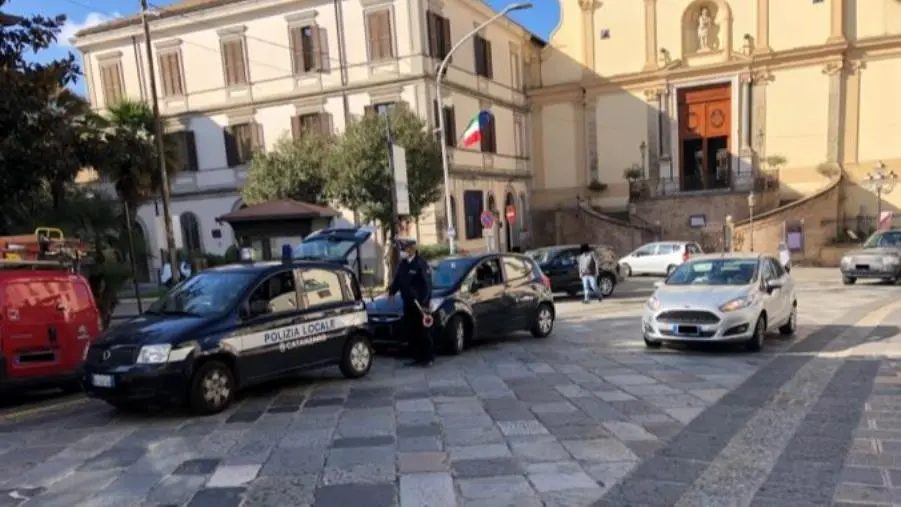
[{"left": 505, "top": 205, "right": 516, "bottom": 223}]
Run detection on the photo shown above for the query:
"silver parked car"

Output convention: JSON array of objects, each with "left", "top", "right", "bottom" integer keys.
[
  {"left": 642, "top": 253, "right": 797, "bottom": 352},
  {"left": 840, "top": 229, "right": 901, "bottom": 285}
]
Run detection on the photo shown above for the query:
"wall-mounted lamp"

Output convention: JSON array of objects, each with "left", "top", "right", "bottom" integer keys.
[
  {"left": 600, "top": 29, "right": 610, "bottom": 40},
  {"left": 658, "top": 48, "right": 671, "bottom": 65},
  {"left": 742, "top": 34, "right": 754, "bottom": 55}
]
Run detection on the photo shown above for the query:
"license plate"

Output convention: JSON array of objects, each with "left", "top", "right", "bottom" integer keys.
[
  {"left": 856, "top": 264, "right": 869, "bottom": 270},
  {"left": 91, "top": 374, "right": 114, "bottom": 388},
  {"left": 673, "top": 325, "right": 700, "bottom": 336}
]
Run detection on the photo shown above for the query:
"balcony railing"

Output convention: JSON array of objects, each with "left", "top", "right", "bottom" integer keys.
[{"left": 628, "top": 168, "right": 780, "bottom": 200}]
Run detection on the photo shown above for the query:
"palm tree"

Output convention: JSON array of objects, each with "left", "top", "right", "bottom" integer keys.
[{"left": 93, "top": 99, "right": 181, "bottom": 211}]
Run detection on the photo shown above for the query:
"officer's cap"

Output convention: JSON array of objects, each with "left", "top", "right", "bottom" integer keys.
[{"left": 396, "top": 238, "right": 417, "bottom": 250}]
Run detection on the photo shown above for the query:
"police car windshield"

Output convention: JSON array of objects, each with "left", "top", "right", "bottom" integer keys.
[
  {"left": 293, "top": 238, "right": 356, "bottom": 261},
  {"left": 431, "top": 258, "right": 477, "bottom": 289},
  {"left": 147, "top": 272, "right": 255, "bottom": 316}
]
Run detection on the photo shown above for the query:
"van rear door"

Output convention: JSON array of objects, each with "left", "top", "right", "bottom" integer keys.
[
  {"left": 58, "top": 276, "right": 100, "bottom": 372},
  {"left": 1, "top": 275, "right": 70, "bottom": 380}
]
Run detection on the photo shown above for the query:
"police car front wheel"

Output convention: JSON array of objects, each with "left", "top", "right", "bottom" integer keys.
[
  {"left": 340, "top": 334, "right": 374, "bottom": 379},
  {"left": 189, "top": 360, "right": 235, "bottom": 414}
]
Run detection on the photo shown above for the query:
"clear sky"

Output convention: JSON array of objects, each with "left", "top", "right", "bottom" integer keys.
[{"left": 10, "top": 0, "right": 560, "bottom": 96}]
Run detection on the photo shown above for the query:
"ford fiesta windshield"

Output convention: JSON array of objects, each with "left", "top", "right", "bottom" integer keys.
[
  {"left": 293, "top": 238, "right": 357, "bottom": 261},
  {"left": 666, "top": 259, "right": 758, "bottom": 286},
  {"left": 863, "top": 231, "right": 901, "bottom": 248},
  {"left": 146, "top": 272, "right": 255, "bottom": 316}
]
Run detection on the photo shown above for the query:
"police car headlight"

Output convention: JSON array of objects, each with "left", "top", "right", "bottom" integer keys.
[
  {"left": 136, "top": 344, "right": 172, "bottom": 364},
  {"left": 429, "top": 298, "right": 444, "bottom": 313}
]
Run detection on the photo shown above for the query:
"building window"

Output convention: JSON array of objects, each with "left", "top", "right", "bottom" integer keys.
[
  {"left": 290, "top": 25, "right": 329, "bottom": 74},
  {"left": 432, "top": 100, "right": 456, "bottom": 146},
  {"left": 291, "top": 112, "right": 332, "bottom": 139},
  {"left": 480, "top": 111, "right": 497, "bottom": 154},
  {"left": 180, "top": 212, "right": 203, "bottom": 253},
  {"left": 463, "top": 190, "right": 484, "bottom": 240},
  {"left": 473, "top": 35, "right": 493, "bottom": 79},
  {"left": 513, "top": 114, "right": 525, "bottom": 157},
  {"left": 427, "top": 11, "right": 452, "bottom": 61},
  {"left": 510, "top": 50, "right": 522, "bottom": 90},
  {"left": 158, "top": 51, "right": 185, "bottom": 97},
  {"left": 364, "top": 102, "right": 396, "bottom": 116},
  {"left": 99, "top": 60, "right": 125, "bottom": 106},
  {"left": 365, "top": 9, "right": 395, "bottom": 62},
  {"left": 223, "top": 123, "right": 262, "bottom": 167},
  {"left": 165, "top": 130, "right": 199, "bottom": 172},
  {"left": 221, "top": 38, "right": 249, "bottom": 87}
]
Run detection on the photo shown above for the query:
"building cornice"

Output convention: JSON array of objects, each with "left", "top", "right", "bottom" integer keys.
[{"left": 531, "top": 35, "right": 901, "bottom": 100}]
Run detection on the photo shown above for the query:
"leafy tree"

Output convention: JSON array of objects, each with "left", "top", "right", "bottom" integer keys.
[
  {"left": 242, "top": 134, "right": 331, "bottom": 205},
  {"left": 0, "top": 5, "right": 89, "bottom": 230},
  {"left": 88, "top": 99, "right": 181, "bottom": 211},
  {"left": 326, "top": 106, "right": 443, "bottom": 233}
]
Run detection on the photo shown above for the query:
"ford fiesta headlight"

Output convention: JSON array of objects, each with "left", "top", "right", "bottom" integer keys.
[
  {"left": 136, "top": 344, "right": 172, "bottom": 364},
  {"left": 429, "top": 298, "right": 444, "bottom": 312},
  {"left": 646, "top": 296, "right": 661, "bottom": 311},
  {"left": 840, "top": 256, "right": 851, "bottom": 266},
  {"left": 719, "top": 296, "right": 755, "bottom": 312}
]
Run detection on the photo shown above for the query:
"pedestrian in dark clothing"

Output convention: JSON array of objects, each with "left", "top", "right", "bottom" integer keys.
[{"left": 389, "top": 239, "right": 435, "bottom": 367}]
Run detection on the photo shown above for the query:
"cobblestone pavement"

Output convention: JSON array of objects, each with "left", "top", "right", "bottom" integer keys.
[{"left": 0, "top": 270, "right": 899, "bottom": 507}]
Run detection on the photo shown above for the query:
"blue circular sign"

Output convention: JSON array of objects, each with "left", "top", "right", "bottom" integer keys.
[{"left": 480, "top": 211, "right": 494, "bottom": 229}]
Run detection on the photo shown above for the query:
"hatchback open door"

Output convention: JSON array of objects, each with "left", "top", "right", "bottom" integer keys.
[{"left": 294, "top": 227, "right": 375, "bottom": 281}]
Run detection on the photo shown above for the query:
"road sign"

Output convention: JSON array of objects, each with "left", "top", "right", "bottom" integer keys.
[
  {"left": 480, "top": 210, "right": 494, "bottom": 229},
  {"left": 505, "top": 205, "right": 516, "bottom": 223},
  {"left": 447, "top": 226, "right": 456, "bottom": 239}
]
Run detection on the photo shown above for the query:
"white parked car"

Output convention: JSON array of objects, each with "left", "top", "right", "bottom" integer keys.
[{"left": 619, "top": 241, "right": 703, "bottom": 277}]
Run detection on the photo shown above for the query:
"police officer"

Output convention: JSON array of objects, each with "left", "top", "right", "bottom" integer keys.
[{"left": 388, "top": 239, "right": 434, "bottom": 367}]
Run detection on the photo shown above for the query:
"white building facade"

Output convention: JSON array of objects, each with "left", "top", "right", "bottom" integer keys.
[{"left": 72, "top": 0, "right": 543, "bottom": 278}]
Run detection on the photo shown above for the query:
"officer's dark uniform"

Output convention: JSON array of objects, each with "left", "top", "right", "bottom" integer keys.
[{"left": 388, "top": 240, "right": 434, "bottom": 365}]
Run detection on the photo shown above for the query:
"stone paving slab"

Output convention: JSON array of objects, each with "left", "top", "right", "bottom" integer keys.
[{"left": 0, "top": 278, "right": 896, "bottom": 507}]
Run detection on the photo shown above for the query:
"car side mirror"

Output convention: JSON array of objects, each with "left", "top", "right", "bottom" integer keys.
[{"left": 764, "top": 279, "right": 783, "bottom": 293}]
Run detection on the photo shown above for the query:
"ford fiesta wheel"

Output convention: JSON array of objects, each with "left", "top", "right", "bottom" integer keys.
[
  {"left": 189, "top": 360, "right": 235, "bottom": 415},
  {"left": 746, "top": 315, "right": 766, "bottom": 352},
  {"left": 531, "top": 303, "right": 555, "bottom": 338},
  {"left": 340, "top": 334, "right": 373, "bottom": 379}
]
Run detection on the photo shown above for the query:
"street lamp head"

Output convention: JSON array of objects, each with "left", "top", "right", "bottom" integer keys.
[
  {"left": 505, "top": 2, "right": 533, "bottom": 12},
  {"left": 747, "top": 192, "right": 757, "bottom": 207}
]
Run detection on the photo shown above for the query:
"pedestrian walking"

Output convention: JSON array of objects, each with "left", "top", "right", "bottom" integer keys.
[
  {"left": 577, "top": 244, "right": 603, "bottom": 303},
  {"left": 388, "top": 239, "right": 435, "bottom": 367}
]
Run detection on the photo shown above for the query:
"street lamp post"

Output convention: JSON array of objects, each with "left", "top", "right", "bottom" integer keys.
[
  {"left": 748, "top": 192, "right": 757, "bottom": 252},
  {"left": 865, "top": 161, "right": 898, "bottom": 228},
  {"left": 436, "top": 2, "right": 532, "bottom": 254}
]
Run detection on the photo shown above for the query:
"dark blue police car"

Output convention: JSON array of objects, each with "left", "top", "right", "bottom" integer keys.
[{"left": 82, "top": 244, "right": 375, "bottom": 414}]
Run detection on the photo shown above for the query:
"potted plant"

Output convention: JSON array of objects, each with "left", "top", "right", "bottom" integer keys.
[{"left": 587, "top": 179, "right": 608, "bottom": 192}]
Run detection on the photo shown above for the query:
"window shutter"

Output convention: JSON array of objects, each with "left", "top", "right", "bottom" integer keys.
[
  {"left": 290, "top": 27, "right": 304, "bottom": 74},
  {"left": 185, "top": 131, "right": 198, "bottom": 171},
  {"left": 235, "top": 40, "right": 248, "bottom": 84},
  {"left": 222, "top": 41, "right": 234, "bottom": 85},
  {"left": 427, "top": 12, "right": 438, "bottom": 57},
  {"left": 252, "top": 123, "right": 264, "bottom": 151},
  {"left": 291, "top": 115, "right": 302, "bottom": 140},
  {"left": 320, "top": 113, "right": 334, "bottom": 136},
  {"left": 473, "top": 37, "right": 483, "bottom": 76},
  {"left": 317, "top": 27, "right": 331, "bottom": 72},
  {"left": 442, "top": 17, "right": 452, "bottom": 62},
  {"left": 224, "top": 128, "right": 239, "bottom": 167},
  {"left": 446, "top": 107, "right": 457, "bottom": 146},
  {"left": 310, "top": 26, "right": 323, "bottom": 71},
  {"left": 485, "top": 40, "right": 494, "bottom": 79},
  {"left": 364, "top": 105, "right": 375, "bottom": 117},
  {"left": 380, "top": 12, "right": 393, "bottom": 59},
  {"left": 366, "top": 13, "right": 379, "bottom": 61}
]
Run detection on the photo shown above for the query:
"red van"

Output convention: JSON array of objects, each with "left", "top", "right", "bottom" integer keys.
[{"left": 0, "top": 262, "right": 101, "bottom": 393}]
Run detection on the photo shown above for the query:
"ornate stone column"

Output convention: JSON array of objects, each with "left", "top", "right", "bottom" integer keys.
[
  {"left": 750, "top": 68, "right": 774, "bottom": 168},
  {"left": 573, "top": 97, "right": 588, "bottom": 187},
  {"left": 642, "top": 0, "right": 658, "bottom": 71},
  {"left": 579, "top": 0, "right": 598, "bottom": 73},
  {"left": 738, "top": 72, "right": 754, "bottom": 175},
  {"left": 822, "top": 60, "right": 846, "bottom": 164}
]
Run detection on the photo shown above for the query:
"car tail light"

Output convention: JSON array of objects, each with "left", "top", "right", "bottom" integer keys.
[{"left": 540, "top": 274, "right": 551, "bottom": 289}]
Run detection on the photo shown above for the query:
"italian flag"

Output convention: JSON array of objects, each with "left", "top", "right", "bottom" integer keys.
[{"left": 460, "top": 110, "right": 493, "bottom": 148}]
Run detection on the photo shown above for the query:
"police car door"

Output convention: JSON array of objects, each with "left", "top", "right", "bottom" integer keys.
[
  {"left": 287, "top": 266, "right": 365, "bottom": 368},
  {"left": 237, "top": 269, "right": 301, "bottom": 382}
]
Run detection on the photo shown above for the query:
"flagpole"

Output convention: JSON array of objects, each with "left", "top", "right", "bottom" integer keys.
[{"left": 435, "top": 2, "right": 532, "bottom": 255}]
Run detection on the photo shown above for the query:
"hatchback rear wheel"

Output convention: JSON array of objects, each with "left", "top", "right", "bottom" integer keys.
[
  {"left": 340, "top": 334, "right": 373, "bottom": 379},
  {"left": 598, "top": 273, "right": 616, "bottom": 297},
  {"left": 531, "top": 303, "right": 555, "bottom": 338},
  {"left": 445, "top": 315, "right": 467, "bottom": 355}
]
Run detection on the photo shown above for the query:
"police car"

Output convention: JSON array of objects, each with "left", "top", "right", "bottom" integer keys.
[{"left": 81, "top": 246, "right": 375, "bottom": 414}]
